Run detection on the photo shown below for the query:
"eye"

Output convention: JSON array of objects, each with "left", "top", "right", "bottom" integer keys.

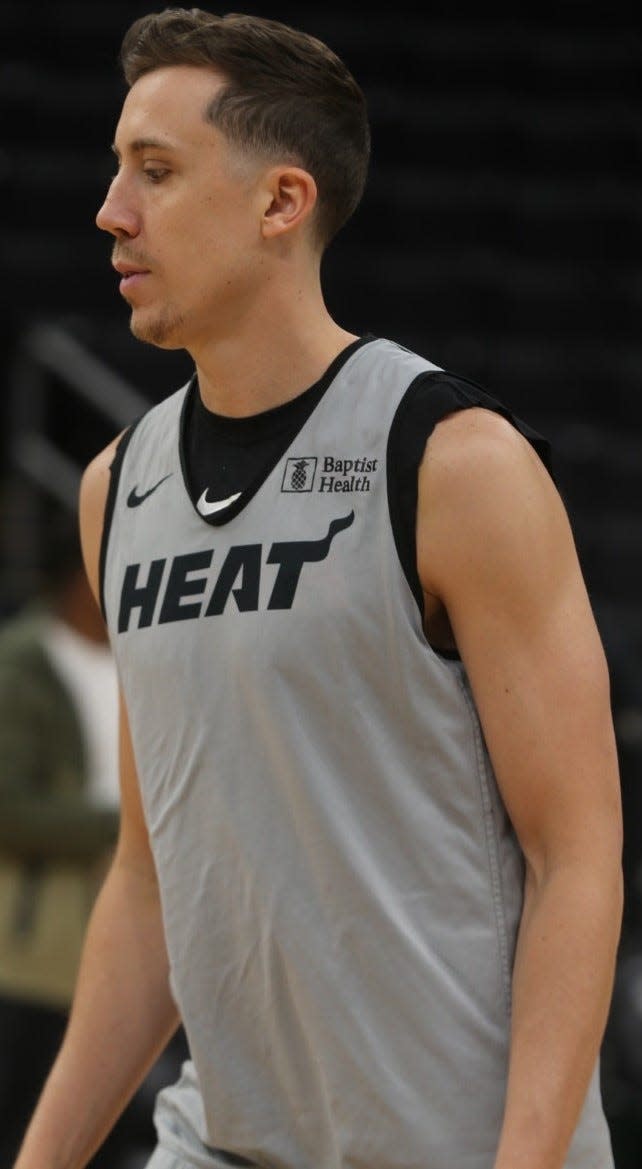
[{"left": 144, "top": 167, "right": 170, "bottom": 184}]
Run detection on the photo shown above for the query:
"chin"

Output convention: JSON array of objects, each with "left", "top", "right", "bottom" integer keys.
[{"left": 130, "top": 307, "right": 187, "bottom": 350}]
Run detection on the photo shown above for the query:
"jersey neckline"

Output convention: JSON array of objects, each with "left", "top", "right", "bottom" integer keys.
[{"left": 178, "top": 334, "right": 376, "bottom": 527}]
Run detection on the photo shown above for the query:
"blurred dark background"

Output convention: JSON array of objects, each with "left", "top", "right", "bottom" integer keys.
[{"left": 0, "top": 0, "right": 641, "bottom": 1164}]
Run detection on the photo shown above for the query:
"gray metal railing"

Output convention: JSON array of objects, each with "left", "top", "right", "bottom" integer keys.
[
  {"left": 3, "top": 322, "right": 149, "bottom": 602},
  {"left": 8, "top": 323, "right": 147, "bottom": 508}
]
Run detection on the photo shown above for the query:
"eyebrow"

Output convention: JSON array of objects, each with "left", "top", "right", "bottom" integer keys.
[{"left": 111, "top": 136, "right": 178, "bottom": 158}]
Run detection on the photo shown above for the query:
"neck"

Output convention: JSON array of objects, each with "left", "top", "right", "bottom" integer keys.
[{"left": 189, "top": 268, "right": 358, "bottom": 418}]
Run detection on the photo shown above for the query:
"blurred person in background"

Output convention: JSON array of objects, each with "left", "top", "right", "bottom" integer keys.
[{"left": 0, "top": 508, "right": 119, "bottom": 1165}]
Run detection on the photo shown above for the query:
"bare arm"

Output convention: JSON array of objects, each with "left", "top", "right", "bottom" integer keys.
[
  {"left": 418, "top": 409, "right": 623, "bottom": 1169},
  {"left": 14, "top": 439, "right": 180, "bottom": 1169}
]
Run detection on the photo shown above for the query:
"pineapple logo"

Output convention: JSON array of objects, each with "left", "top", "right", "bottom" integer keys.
[
  {"left": 282, "top": 456, "right": 317, "bottom": 493},
  {"left": 291, "top": 459, "right": 308, "bottom": 490}
]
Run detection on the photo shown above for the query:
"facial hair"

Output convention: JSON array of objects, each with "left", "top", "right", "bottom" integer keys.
[{"left": 130, "top": 304, "right": 187, "bottom": 349}]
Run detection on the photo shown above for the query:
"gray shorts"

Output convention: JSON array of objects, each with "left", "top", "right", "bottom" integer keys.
[
  {"left": 145, "top": 1143, "right": 256, "bottom": 1169},
  {"left": 145, "top": 1148, "right": 183, "bottom": 1169},
  {"left": 147, "top": 1059, "right": 257, "bottom": 1169}
]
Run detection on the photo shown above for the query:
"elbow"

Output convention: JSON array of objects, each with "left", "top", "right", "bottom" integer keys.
[{"left": 523, "top": 847, "right": 624, "bottom": 950}]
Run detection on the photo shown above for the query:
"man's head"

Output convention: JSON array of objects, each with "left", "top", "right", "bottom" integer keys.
[
  {"left": 96, "top": 9, "right": 370, "bottom": 350},
  {"left": 120, "top": 9, "right": 370, "bottom": 247}
]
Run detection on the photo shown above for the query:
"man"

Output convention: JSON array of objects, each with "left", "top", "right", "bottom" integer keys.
[{"left": 15, "top": 9, "right": 622, "bottom": 1169}]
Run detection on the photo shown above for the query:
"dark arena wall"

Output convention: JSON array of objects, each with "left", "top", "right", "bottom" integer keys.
[{"left": 0, "top": 4, "right": 641, "bottom": 1164}]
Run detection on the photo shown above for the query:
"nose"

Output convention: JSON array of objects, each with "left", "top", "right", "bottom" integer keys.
[{"left": 96, "top": 174, "right": 140, "bottom": 239}]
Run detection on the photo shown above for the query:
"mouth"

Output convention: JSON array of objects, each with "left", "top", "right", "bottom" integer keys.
[{"left": 113, "top": 262, "right": 152, "bottom": 296}]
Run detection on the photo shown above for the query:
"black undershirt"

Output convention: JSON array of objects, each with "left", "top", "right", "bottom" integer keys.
[{"left": 182, "top": 336, "right": 371, "bottom": 517}]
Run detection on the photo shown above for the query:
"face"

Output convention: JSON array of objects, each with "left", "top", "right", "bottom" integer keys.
[{"left": 96, "top": 65, "right": 270, "bottom": 350}]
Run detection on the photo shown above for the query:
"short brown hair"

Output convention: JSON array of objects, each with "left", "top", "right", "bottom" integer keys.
[{"left": 120, "top": 8, "right": 370, "bottom": 247}]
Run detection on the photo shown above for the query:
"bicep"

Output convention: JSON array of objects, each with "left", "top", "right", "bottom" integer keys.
[
  {"left": 418, "top": 410, "right": 622, "bottom": 877},
  {"left": 79, "top": 436, "right": 156, "bottom": 879},
  {"left": 79, "top": 432, "right": 125, "bottom": 606}
]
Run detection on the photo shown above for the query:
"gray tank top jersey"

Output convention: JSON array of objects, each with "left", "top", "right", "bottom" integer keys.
[{"left": 102, "top": 338, "right": 612, "bottom": 1169}]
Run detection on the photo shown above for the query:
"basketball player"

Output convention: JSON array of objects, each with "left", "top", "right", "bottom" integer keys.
[{"left": 15, "top": 10, "right": 622, "bottom": 1169}]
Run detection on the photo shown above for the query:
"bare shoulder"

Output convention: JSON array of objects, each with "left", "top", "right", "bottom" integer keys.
[
  {"left": 417, "top": 406, "right": 568, "bottom": 603},
  {"left": 421, "top": 405, "right": 547, "bottom": 487},
  {"left": 79, "top": 431, "right": 127, "bottom": 601}
]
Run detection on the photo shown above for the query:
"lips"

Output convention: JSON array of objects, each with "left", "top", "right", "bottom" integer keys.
[
  {"left": 113, "top": 261, "right": 151, "bottom": 296},
  {"left": 112, "top": 259, "right": 151, "bottom": 277}
]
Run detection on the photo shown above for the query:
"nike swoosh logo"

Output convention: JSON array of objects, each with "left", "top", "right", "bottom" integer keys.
[
  {"left": 197, "top": 489, "right": 242, "bottom": 516},
  {"left": 127, "top": 474, "right": 172, "bottom": 508}
]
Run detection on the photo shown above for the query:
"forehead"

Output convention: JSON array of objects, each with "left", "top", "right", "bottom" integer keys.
[{"left": 115, "top": 64, "right": 228, "bottom": 154}]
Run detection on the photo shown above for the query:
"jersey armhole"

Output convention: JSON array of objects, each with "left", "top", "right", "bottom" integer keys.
[
  {"left": 386, "top": 370, "right": 553, "bottom": 657},
  {"left": 98, "top": 420, "right": 141, "bottom": 622}
]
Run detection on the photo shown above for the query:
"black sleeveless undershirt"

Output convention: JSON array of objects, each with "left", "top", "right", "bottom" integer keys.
[{"left": 181, "top": 339, "right": 364, "bottom": 517}]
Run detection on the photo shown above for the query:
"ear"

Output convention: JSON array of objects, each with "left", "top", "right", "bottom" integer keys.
[{"left": 260, "top": 166, "right": 318, "bottom": 241}]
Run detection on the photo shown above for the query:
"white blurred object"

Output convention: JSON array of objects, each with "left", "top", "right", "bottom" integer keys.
[{"left": 43, "top": 617, "right": 119, "bottom": 808}]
